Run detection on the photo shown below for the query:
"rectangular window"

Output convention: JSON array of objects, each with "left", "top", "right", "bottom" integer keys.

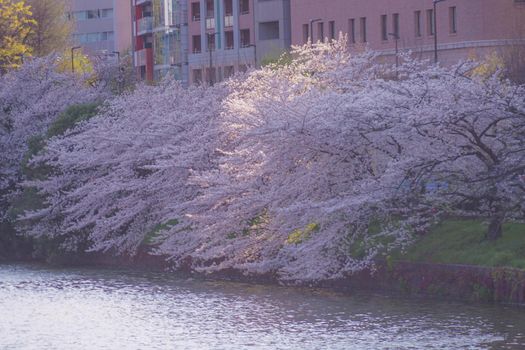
[
  {"left": 328, "top": 21, "right": 335, "bottom": 40},
  {"left": 360, "top": 17, "right": 367, "bottom": 43},
  {"left": 191, "top": 2, "right": 200, "bottom": 21},
  {"left": 414, "top": 10, "right": 422, "bottom": 37},
  {"left": 224, "top": 0, "right": 233, "bottom": 15},
  {"left": 318, "top": 22, "right": 324, "bottom": 42},
  {"left": 224, "top": 65, "right": 235, "bottom": 79},
  {"left": 381, "top": 14, "right": 388, "bottom": 41},
  {"left": 240, "top": 0, "right": 249, "bottom": 14},
  {"left": 193, "top": 69, "right": 202, "bottom": 84},
  {"left": 392, "top": 13, "right": 399, "bottom": 38},
  {"left": 206, "top": 0, "right": 214, "bottom": 18},
  {"left": 192, "top": 35, "right": 201, "bottom": 53},
  {"left": 303, "top": 23, "right": 309, "bottom": 43},
  {"left": 449, "top": 6, "right": 457, "bottom": 33},
  {"left": 259, "top": 21, "right": 280, "bottom": 40},
  {"left": 87, "top": 9, "right": 99, "bottom": 19},
  {"left": 348, "top": 18, "right": 355, "bottom": 44},
  {"left": 427, "top": 9, "right": 434, "bottom": 35},
  {"left": 225, "top": 31, "right": 234, "bottom": 49},
  {"left": 240, "top": 29, "right": 250, "bottom": 47},
  {"left": 101, "top": 8, "right": 113, "bottom": 18}
]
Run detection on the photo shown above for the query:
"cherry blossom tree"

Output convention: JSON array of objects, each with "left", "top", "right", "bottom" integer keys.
[
  {"left": 22, "top": 79, "right": 227, "bottom": 254},
  {"left": 0, "top": 55, "right": 102, "bottom": 203},
  {"left": 20, "top": 39, "right": 525, "bottom": 281}
]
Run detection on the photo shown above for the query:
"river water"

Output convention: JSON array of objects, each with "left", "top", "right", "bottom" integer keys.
[{"left": 0, "top": 263, "right": 524, "bottom": 349}]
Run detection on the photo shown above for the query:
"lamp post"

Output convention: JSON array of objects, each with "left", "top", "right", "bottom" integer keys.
[
  {"left": 71, "top": 46, "right": 81, "bottom": 73},
  {"left": 433, "top": 0, "right": 446, "bottom": 64},
  {"left": 206, "top": 32, "right": 218, "bottom": 85},
  {"left": 245, "top": 44, "right": 257, "bottom": 68},
  {"left": 309, "top": 18, "right": 322, "bottom": 44}
]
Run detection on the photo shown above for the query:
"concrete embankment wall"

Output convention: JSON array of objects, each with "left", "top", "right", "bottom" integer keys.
[
  {"left": 38, "top": 249, "right": 525, "bottom": 305},
  {"left": 320, "top": 261, "right": 525, "bottom": 305}
]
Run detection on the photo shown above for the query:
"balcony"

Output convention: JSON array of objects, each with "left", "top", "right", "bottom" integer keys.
[
  {"left": 224, "top": 15, "right": 233, "bottom": 28},
  {"left": 137, "top": 16, "right": 153, "bottom": 35},
  {"left": 205, "top": 17, "right": 215, "bottom": 30}
]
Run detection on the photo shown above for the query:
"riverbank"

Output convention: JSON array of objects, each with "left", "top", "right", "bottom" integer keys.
[
  {"left": 3, "top": 219, "right": 524, "bottom": 305},
  {"left": 54, "top": 249, "right": 524, "bottom": 306}
]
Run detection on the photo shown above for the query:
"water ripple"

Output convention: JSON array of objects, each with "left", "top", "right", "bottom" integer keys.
[{"left": 0, "top": 263, "right": 523, "bottom": 349}]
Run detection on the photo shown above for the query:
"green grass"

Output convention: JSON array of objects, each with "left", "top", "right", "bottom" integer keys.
[
  {"left": 396, "top": 219, "right": 525, "bottom": 269},
  {"left": 142, "top": 219, "right": 179, "bottom": 246}
]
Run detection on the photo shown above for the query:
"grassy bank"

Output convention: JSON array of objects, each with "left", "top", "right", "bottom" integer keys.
[{"left": 396, "top": 219, "right": 525, "bottom": 269}]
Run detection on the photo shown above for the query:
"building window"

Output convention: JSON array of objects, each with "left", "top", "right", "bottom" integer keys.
[
  {"left": 224, "top": 0, "right": 233, "bottom": 15},
  {"left": 303, "top": 23, "right": 309, "bottom": 44},
  {"left": 317, "top": 22, "right": 324, "bottom": 42},
  {"left": 206, "top": 0, "right": 214, "bottom": 18},
  {"left": 240, "top": 29, "right": 250, "bottom": 47},
  {"left": 225, "top": 31, "right": 234, "bottom": 49},
  {"left": 427, "top": 9, "right": 434, "bottom": 36},
  {"left": 328, "top": 21, "right": 335, "bottom": 40},
  {"left": 193, "top": 69, "right": 202, "bottom": 84},
  {"left": 192, "top": 35, "right": 201, "bottom": 53},
  {"left": 191, "top": 2, "right": 200, "bottom": 21},
  {"left": 360, "top": 17, "right": 367, "bottom": 43},
  {"left": 348, "top": 18, "right": 355, "bottom": 44},
  {"left": 259, "top": 21, "right": 279, "bottom": 40},
  {"left": 224, "top": 65, "right": 234, "bottom": 79},
  {"left": 414, "top": 10, "right": 422, "bottom": 37},
  {"left": 392, "top": 13, "right": 399, "bottom": 38},
  {"left": 240, "top": 0, "right": 249, "bottom": 14},
  {"left": 101, "top": 9, "right": 113, "bottom": 18},
  {"left": 381, "top": 15, "right": 388, "bottom": 41},
  {"left": 449, "top": 6, "right": 457, "bottom": 33}
]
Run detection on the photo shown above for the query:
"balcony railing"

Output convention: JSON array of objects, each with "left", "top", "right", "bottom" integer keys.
[
  {"left": 134, "top": 48, "right": 151, "bottom": 66},
  {"left": 137, "top": 16, "right": 153, "bottom": 35},
  {"left": 205, "top": 17, "right": 215, "bottom": 29},
  {"left": 224, "top": 15, "right": 233, "bottom": 27}
]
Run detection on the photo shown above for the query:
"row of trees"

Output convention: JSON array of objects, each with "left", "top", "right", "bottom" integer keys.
[
  {"left": 0, "top": 0, "right": 71, "bottom": 72},
  {"left": 3, "top": 39, "right": 520, "bottom": 281}
]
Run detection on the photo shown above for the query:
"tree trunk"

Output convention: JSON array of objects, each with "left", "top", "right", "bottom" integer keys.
[{"left": 486, "top": 214, "right": 504, "bottom": 241}]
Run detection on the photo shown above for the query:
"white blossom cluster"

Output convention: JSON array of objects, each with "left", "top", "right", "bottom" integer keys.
[{"left": 13, "top": 40, "right": 525, "bottom": 281}]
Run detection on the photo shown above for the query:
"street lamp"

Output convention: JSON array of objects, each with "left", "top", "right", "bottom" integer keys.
[
  {"left": 71, "top": 46, "right": 81, "bottom": 73},
  {"left": 245, "top": 44, "right": 257, "bottom": 68},
  {"left": 206, "top": 32, "right": 218, "bottom": 85},
  {"left": 433, "top": 0, "right": 446, "bottom": 64},
  {"left": 309, "top": 18, "right": 322, "bottom": 44}
]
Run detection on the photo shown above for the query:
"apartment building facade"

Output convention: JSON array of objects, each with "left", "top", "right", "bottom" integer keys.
[
  {"left": 70, "top": 0, "right": 132, "bottom": 55},
  {"left": 290, "top": 0, "right": 525, "bottom": 65},
  {"left": 132, "top": 0, "right": 189, "bottom": 82},
  {"left": 186, "top": 0, "right": 255, "bottom": 85}
]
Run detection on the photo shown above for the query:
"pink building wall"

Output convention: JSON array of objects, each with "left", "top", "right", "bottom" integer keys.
[
  {"left": 187, "top": 0, "right": 256, "bottom": 85},
  {"left": 290, "top": 0, "right": 525, "bottom": 64},
  {"left": 113, "top": 0, "right": 132, "bottom": 54}
]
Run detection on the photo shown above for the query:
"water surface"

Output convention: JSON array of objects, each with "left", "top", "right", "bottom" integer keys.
[{"left": 1, "top": 263, "right": 524, "bottom": 349}]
